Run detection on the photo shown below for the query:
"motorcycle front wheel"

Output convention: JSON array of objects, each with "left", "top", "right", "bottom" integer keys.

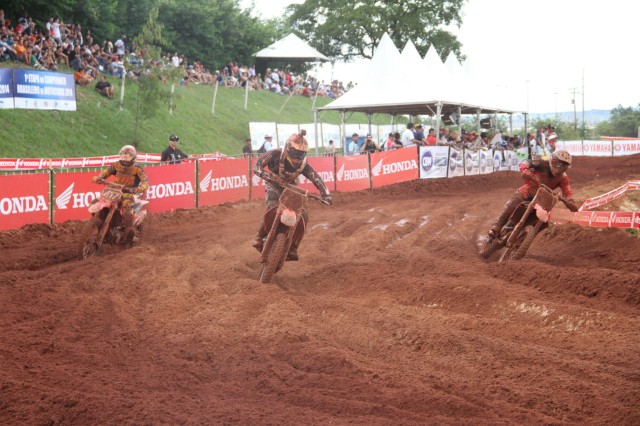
[
  {"left": 259, "top": 232, "right": 287, "bottom": 284},
  {"left": 499, "top": 225, "right": 536, "bottom": 262},
  {"left": 79, "top": 216, "right": 103, "bottom": 259}
]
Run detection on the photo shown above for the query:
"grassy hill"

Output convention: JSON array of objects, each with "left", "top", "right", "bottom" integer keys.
[{"left": 0, "top": 70, "right": 391, "bottom": 159}]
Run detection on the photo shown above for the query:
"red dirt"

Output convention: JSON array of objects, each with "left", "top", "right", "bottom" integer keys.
[{"left": 1, "top": 155, "right": 639, "bottom": 425}]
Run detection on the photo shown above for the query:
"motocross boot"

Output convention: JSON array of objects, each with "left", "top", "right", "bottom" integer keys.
[
  {"left": 123, "top": 208, "right": 135, "bottom": 243},
  {"left": 252, "top": 223, "right": 268, "bottom": 252},
  {"left": 286, "top": 243, "right": 299, "bottom": 261},
  {"left": 489, "top": 194, "right": 524, "bottom": 238}
]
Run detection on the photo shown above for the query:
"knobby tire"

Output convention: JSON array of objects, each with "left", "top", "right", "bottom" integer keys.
[
  {"left": 80, "top": 216, "right": 103, "bottom": 259},
  {"left": 499, "top": 225, "right": 536, "bottom": 262},
  {"left": 259, "top": 232, "right": 287, "bottom": 284}
]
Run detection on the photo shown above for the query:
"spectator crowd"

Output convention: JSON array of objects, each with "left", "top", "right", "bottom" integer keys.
[{"left": 0, "top": 9, "right": 350, "bottom": 102}]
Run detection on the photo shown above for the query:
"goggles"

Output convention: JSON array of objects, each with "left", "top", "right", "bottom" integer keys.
[{"left": 287, "top": 146, "right": 306, "bottom": 160}]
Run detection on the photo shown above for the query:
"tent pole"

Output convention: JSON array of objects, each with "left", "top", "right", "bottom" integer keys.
[
  {"left": 476, "top": 109, "right": 480, "bottom": 134},
  {"left": 367, "top": 113, "right": 373, "bottom": 140},
  {"left": 509, "top": 114, "right": 513, "bottom": 136},
  {"left": 435, "top": 102, "right": 442, "bottom": 138},
  {"left": 311, "top": 62, "right": 320, "bottom": 111},
  {"left": 313, "top": 109, "right": 319, "bottom": 155},
  {"left": 457, "top": 106, "right": 462, "bottom": 133},
  {"left": 341, "top": 110, "right": 346, "bottom": 155},
  {"left": 525, "top": 113, "right": 531, "bottom": 159}
]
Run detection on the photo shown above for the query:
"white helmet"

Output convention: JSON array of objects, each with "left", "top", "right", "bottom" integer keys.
[{"left": 119, "top": 145, "right": 137, "bottom": 166}]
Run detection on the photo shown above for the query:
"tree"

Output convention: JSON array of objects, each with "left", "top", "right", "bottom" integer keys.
[
  {"left": 609, "top": 105, "right": 640, "bottom": 137},
  {"left": 286, "top": 0, "right": 465, "bottom": 62}
]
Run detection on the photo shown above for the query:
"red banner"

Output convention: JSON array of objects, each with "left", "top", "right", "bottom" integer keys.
[
  {"left": 0, "top": 172, "right": 50, "bottom": 231},
  {"left": 297, "top": 156, "right": 336, "bottom": 193},
  {"left": 144, "top": 162, "right": 197, "bottom": 213},
  {"left": 53, "top": 170, "right": 103, "bottom": 223},
  {"left": 198, "top": 157, "right": 250, "bottom": 206},
  {"left": 335, "top": 155, "right": 370, "bottom": 192},
  {"left": 370, "top": 148, "right": 419, "bottom": 188},
  {"left": 250, "top": 158, "right": 267, "bottom": 200}
]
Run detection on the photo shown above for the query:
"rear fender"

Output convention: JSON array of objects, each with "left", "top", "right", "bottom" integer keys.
[{"left": 89, "top": 200, "right": 111, "bottom": 214}]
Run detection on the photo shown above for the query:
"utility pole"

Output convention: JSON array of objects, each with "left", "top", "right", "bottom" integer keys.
[{"left": 569, "top": 87, "right": 578, "bottom": 131}]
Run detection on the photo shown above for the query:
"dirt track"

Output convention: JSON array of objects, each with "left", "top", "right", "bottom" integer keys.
[{"left": 1, "top": 155, "right": 639, "bottom": 425}]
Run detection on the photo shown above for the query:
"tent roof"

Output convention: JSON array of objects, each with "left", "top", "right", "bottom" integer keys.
[{"left": 254, "top": 33, "right": 329, "bottom": 62}]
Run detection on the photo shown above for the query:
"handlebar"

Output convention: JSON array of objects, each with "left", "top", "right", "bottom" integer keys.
[{"left": 262, "top": 174, "right": 329, "bottom": 204}]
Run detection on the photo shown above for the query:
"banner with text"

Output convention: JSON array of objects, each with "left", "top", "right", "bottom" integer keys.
[
  {"left": 335, "top": 155, "right": 370, "bottom": 192},
  {"left": 0, "top": 172, "right": 51, "bottom": 231},
  {"left": 370, "top": 147, "right": 419, "bottom": 188},
  {"left": 53, "top": 170, "right": 102, "bottom": 223},
  {"left": 419, "top": 146, "right": 449, "bottom": 179},
  {"left": 144, "top": 162, "right": 197, "bottom": 213},
  {"left": 297, "top": 156, "right": 336, "bottom": 193},
  {"left": 198, "top": 157, "right": 250, "bottom": 207},
  {"left": 13, "top": 69, "right": 76, "bottom": 111},
  {"left": 448, "top": 148, "right": 465, "bottom": 178},
  {"left": 0, "top": 68, "right": 14, "bottom": 109},
  {"left": 464, "top": 150, "right": 480, "bottom": 176},
  {"left": 552, "top": 209, "right": 640, "bottom": 230},
  {"left": 613, "top": 140, "right": 640, "bottom": 156},
  {"left": 582, "top": 140, "right": 612, "bottom": 157}
]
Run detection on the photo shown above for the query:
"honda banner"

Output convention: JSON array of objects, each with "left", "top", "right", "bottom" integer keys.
[
  {"left": 198, "top": 158, "right": 250, "bottom": 207},
  {"left": 144, "top": 162, "right": 196, "bottom": 213},
  {"left": 0, "top": 172, "right": 50, "bottom": 231},
  {"left": 250, "top": 158, "right": 267, "bottom": 200},
  {"left": 419, "top": 146, "right": 448, "bottom": 179},
  {"left": 297, "top": 156, "right": 336, "bottom": 193},
  {"left": 370, "top": 147, "right": 419, "bottom": 188},
  {"left": 53, "top": 170, "right": 102, "bottom": 223},
  {"left": 335, "top": 155, "right": 370, "bottom": 192},
  {"left": 613, "top": 140, "right": 640, "bottom": 156}
]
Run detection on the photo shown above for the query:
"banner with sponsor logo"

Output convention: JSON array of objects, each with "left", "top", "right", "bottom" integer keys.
[
  {"left": 198, "top": 158, "right": 250, "bottom": 207},
  {"left": 464, "top": 150, "right": 479, "bottom": 176},
  {"left": 250, "top": 158, "right": 267, "bottom": 200},
  {"left": 578, "top": 180, "right": 640, "bottom": 211},
  {"left": 0, "top": 68, "right": 14, "bottom": 109},
  {"left": 297, "top": 156, "right": 336, "bottom": 193},
  {"left": 492, "top": 150, "right": 511, "bottom": 172},
  {"left": 53, "top": 170, "right": 102, "bottom": 223},
  {"left": 13, "top": 69, "right": 76, "bottom": 111},
  {"left": 552, "top": 209, "right": 640, "bottom": 229},
  {"left": 612, "top": 140, "right": 640, "bottom": 156},
  {"left": 0, "top": 172, "right": 51, "bottom": 231},
  {"left": 419, "top": 146, "right": 448, "bottom": 179},
  {"left": 477, "top": 149, "right": 492, "bottom": 174},
  {"left": 582, "top": 140, "right": 612, "bottom": 157},
  {"left": 370, "top": 147, "right": 419, "bottom": 188},
  {"left": 554, "top": 140, "right": 582, "bottom": 156},
  {"left": 335, "top": 155, "right": 370, "bottom": 192},
  {"left": 144, "top": 162, "right": 197, "bottom": 213},
  {"left": 448, "top": 148, "right": 465, "bottom": 177}
]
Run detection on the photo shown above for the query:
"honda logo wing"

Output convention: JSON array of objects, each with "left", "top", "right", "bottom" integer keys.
[{"left": 55, "top": 183, "right": 74, "bottom": 209}]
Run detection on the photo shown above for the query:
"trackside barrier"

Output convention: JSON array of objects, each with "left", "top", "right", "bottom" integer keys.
[{"left": 2, "top": 149, "right": 638, "bottom": 231}]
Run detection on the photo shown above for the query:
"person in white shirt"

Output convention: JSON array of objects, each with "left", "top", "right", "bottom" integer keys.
[
  {"left": 348, "top": 133, "right": 360, "bottom": 155},
  {"left": 401, "top": 123, "right": 418, "bottom": 147},
  {"left": 114, "top": 37, "right": 125, "bottom": 56}
]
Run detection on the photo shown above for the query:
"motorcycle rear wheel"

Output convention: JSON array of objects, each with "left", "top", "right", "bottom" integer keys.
[
  {"left": 499, "top": 225, "right": 536, "bottom": 262},
  {"left": 259, "top": 232, "right": 287, "bottom": 284},
  {"left": 479, "top": 236, "right": 499, "bottom": 259},
  {"left": 80, "top": 216, "right": 103, "bottom": 259}
]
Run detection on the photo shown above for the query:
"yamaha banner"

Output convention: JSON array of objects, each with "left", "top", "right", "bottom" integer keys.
[{"left": 12, "top": 69, "right": 76, "bottom": 111}]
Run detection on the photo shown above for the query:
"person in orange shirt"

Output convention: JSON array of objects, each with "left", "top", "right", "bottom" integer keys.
[{"left": 74, "top": 67, "right": 93, "bottom": 87}]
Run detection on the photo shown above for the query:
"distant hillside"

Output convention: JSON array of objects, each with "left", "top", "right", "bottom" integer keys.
[{"left": 511, "top": 110, "right": 611, "bottom": 128}]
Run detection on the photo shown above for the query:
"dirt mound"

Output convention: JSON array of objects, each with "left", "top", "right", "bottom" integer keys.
[{"left": 1, "top": 154, "right": 639, "bottom": 425}]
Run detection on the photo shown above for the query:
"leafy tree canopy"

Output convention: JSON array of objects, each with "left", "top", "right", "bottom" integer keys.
[{"left": 286, "top": 0, "right": 466, "bottom": 62}]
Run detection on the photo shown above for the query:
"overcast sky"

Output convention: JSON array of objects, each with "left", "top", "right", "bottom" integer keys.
[{"left": 241, "top": 0, "right": 639, "bottom": 113}]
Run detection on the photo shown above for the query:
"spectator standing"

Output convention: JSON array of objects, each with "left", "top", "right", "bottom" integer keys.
[
  {"left": 413, "top": 124, "right": 426, "bottom": 145},
  {"left": 547, "top": 125, "right": 558, "bottom": 152},
  {"left": 392, "top": 132, "right": 403, "bottom": 149},
  {"left": 348, "top": 133, "right": 360, "bottom": 155},
  {"left": 114, "top": 35, "right": 125, "bottom": 57},
  {"left": 384, "top": 132, "right": 395, "bottom": 150},
  {"left": 257, "top": 135, "right": 274, "bottom": 154},
  {"left": 360, "top": 135, "right": 381, "bottom": 153},
  {"left": 438, "top": 128, "right": 450, "bottom": 145},
  {"left": 161, "top": 134, "right": 189, "bottom": 164},
  {"left": 326, "top": 140, "right": 336, "bottom": 156},
  {"left": 242, "top": 138, "right": 253, "bottom": 157},
  {"left": 401, "top": 122, "right": 418, "bottom": 147},
  {"left": 536, "top": 125, "right": 547, "bottom": 155},
  {"left": 426, "top": 128, "right": 437, "bottom": 146}
]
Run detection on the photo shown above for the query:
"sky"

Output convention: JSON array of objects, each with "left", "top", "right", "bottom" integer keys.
[{"left": 240, "top": 0, "right": 640, "bottom": 113}]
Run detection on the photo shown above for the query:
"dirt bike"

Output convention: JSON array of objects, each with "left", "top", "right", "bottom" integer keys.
[
  {"left": 480, "top": 184, "right": 568, "bottom": 262},
  {"left": 79, "top": 180, "right": 149, "bottom": 259},
  {"left": 258, "top": 176, "right": 329, "bottom": 283}
]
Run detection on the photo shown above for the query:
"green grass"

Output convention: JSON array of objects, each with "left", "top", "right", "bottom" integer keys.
[{"left": 0, "top": 67, "right": 392, "bottom": 158}]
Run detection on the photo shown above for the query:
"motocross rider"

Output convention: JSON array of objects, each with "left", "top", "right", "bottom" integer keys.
[
  {"left": 488, "top": 149, "right": 579, "bottom": 238},
  {"left": 92, "top": 145, "right": 150, "bottom": 241},
  {"left": 253, "top": 129, "right": 332, "bottom": 261}
]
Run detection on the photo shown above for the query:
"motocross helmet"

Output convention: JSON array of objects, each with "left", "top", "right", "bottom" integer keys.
[
  {"left": 549, "top": 149, "right": 571, "bottom": 176},
  {"left": 119, "top": 145, "right": 137, "bottom": 167},
  {"left": 285, "top": 130, "right": 309, "bottom": 166}
]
